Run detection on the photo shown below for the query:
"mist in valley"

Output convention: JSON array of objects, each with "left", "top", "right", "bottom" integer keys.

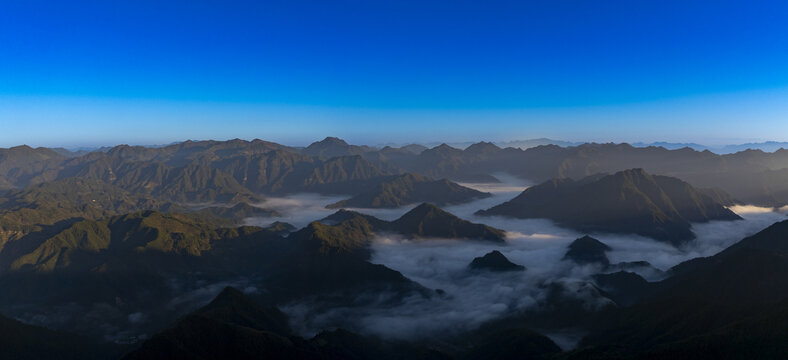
[
  {"left": 268, "top": 175, "right": 788, "bottom": 348},
  {"left": 11, "top": 174, "right": 782, "bottom": 347}
]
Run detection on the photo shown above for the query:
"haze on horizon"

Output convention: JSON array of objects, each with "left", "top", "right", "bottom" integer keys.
[{"left": 2, "top": 0, "right": 788, "bottom": 147}]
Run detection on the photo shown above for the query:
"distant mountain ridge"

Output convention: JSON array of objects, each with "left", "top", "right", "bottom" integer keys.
[
  {"left": 327, "top": 172, "right": 490, "bottom": 209},
  {"left": 8, "top": 137, "right": 788, "bottom": 206},
  {"left": 320, "top": 203, "right": 507, "bottom": 243}
]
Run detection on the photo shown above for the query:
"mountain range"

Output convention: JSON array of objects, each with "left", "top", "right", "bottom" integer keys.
[
  {"left": 5, "top": 137, "right": 788, "bottom": 358},
  {"left": 7, "top": 137, "right": 788, "bottom": 206}
]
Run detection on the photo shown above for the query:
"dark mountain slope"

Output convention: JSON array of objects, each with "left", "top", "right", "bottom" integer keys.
[
  {"left": 582, "top": 220, "right": 788, "bottom": 355},
  {"left": 0, "top": 312, "right": 120, "bottom": 360},
  {"left": 327, "top": 172, "right": 490, "bottom": 209},
  {"left": 477, "top": 169, "right": 741, "bottom": 245},
  {"left": 124, "top": 287, "right": 451, "bottom": 360},
  {"left": 264, "top": 205, "right": 505, "bottom": 302},
  {"left": 563, "top": 236, "right": 612, "bottom": 266},
  {"left": 320, "top": 205, "right": 507, "bottom": 242},
  {"left": 462, "top": 328, "right": 561, "bottom": 360},
  {"left": 266, "top": 214, "right": 426, "bottom": 302},
  {"left": 468, "top": 250, "right": 525, "bottom": 272},
  {"left": 4, "top": 210, "right": 272, "bottom": 273},
  {"left": 642, "top": 298, "right": 788, "bottom": 359},
  {"left": 122, "top": 287, "right": 319, "bottom": 360},
  {"left": 390, "top": 203, "right": 506, "bottom": 242}
]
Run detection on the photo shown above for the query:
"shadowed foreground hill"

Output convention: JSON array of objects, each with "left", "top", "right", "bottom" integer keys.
[
  {"left": 264, "top": 204, "right": 506, "bottom": 302},
  {"left": 0, "top": 206, "right": 430, "bottom": 341},
  {"left": 123, "top": 287, "right": 451, "bottom": 360},
  {"left": 124, "top": 286, "right": 560, "bottom": 360},
  {"left": 477, "top": 169, "right": 741, "bottom": 245},
  {"left": 0, "top": 312, "right": 122, "bottom": 360},
  {"left": 121, "top": 287, "right": 312, "bottom": 360},
  {"left": 327, "top": 173, "right": 490, "bottom": 209},
  {"left": 578, "top": 220, "right": 788, "bottom": 358}
]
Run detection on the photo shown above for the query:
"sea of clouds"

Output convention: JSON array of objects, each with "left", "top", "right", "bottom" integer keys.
[{"left": 250, "top": 173, "right": 787, "bottom": 348}]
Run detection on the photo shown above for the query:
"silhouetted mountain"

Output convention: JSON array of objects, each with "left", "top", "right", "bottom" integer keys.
[
  {"left": 327, "top": 173, "right": 490, "bottom": 209},
  {"left": 0, "top": 312, "right": 120, "bottom": 360},
  {"left": 391, "top": 203, "right": 506, "bottom": 242},
  {"left": 640, "top": 298, "right": 788, "bottom": 359},
  {"left": 321, "top": 205, "right": 506, "bottom": 242},
  {"left": 468, "top": 250, "right": 525, "bottom": 272},
  {"left": 582, "top": 220, "right": 788, "bottom": 356},
  {"left": 478, "top": 169, "right": 741, "bottom": 245},
  {"left": 0, "top": 206, "right": 418, "bottom": 342},
  {"left": 462, "top": 328, "right": 561, "bottom": 360},
  {"left": 122, "top": 286, "right": 316, "bottom": 360},
  {"left": 592, "top": 271, "right": 653, "bottom": 306},
  {"left": 563, "top": 236, "right": 612, "bottom": 266},
  {"left": 265, "top": 205, "right": 505, "bottom": 301},
  {"left": 606, "top": 261, "right": 666, "bottom": 279},
  {"left": 125, "top": 287, "right": 451, "bottom": 360},
  {"left": 303, "top": 137, "right": 376, "bottom": 158},
  {"left": 254, "top": 205, "right": 506, "bottom": 302},
  {"left": 319, "top": 209, "right": 390, "bottom": 228}
]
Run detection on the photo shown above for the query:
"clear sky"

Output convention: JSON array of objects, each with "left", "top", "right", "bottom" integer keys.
[{"left": 2, "top": 0, "right": 788, "bottom": 147}]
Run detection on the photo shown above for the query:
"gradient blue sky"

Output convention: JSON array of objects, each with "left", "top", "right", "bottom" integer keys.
[{"left": 2, "top": 0, "right": 788, "bottom": 147}]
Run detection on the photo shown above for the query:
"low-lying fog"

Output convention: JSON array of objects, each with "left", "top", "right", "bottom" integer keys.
[{"left": 254, "top": 174, "right": 788, "bottom": 348}]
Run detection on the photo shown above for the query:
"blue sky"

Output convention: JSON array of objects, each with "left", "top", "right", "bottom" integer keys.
[{"left": 2, "top": 0, "right": 788, "bottom": 147}]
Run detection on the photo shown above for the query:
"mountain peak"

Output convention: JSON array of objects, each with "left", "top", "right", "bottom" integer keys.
[
  {"left": 204, "top": 286, "right": 249, "bottom": 309},
  {"left": 469, "top": 250, "right": 526, "bottom": 272},
  {"left": 563, "top": 235, "right": 612, "bottom": 266},
  {"left": 391, "top": 203, "right": 506, "bottom": 242},
  {"left": 312, "top": 137, "right": 349, "bottom": 147},
  {"left": 404, "top": 202, "right": 444, "bottom": 217},
  {"left": 478, "top": 169, "right": 741, "bottom": 245},
  {"left": 431, "top": 143, "right": 460, "bottom": 152},
  {"left": 9, "top": 144, "right": 34, "bottom": 151},
  {"left": 464, "top": 141, "right": 502, "bottom": 155}
]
